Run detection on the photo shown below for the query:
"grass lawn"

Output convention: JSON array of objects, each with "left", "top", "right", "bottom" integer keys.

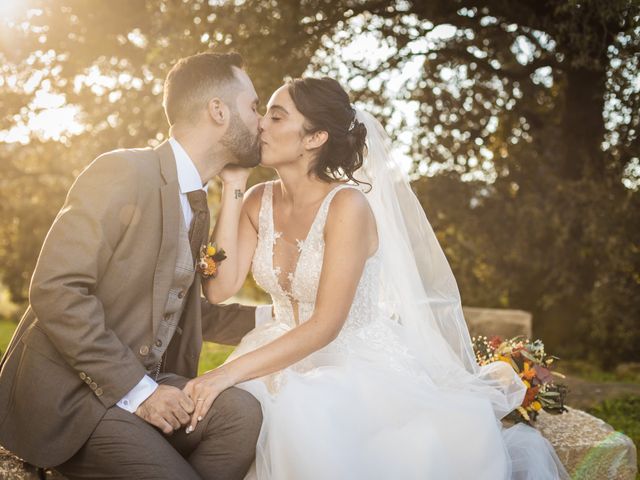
[
  {"left": 588, "top": 396, "right": 640, "bottom": 480},
  {"left": 198, "top": 342, "right": 234, "bottom": 374},
  {"left": 0, "top": 319, "right": 17, "bottom": 354},
  {"left": 563, "top": 359, "right": 640, "bottom": 384}
]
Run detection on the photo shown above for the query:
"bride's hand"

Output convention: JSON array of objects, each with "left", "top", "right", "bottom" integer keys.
[
  {"left": 182, "top": 367, "right": 235, "bottom": 433},
  {"left": 219, "top": 164, "right": 251, "bottom": 186}
]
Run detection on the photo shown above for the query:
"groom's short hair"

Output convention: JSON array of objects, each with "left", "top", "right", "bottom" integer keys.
[{"left": 163, "top": 52, "right": 244, "bottom": 126}]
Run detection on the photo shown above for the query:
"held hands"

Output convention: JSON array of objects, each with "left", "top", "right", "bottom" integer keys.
[
  {"left": 135, "top": 385, "right": 195, "bottom": 435},
  {"left": 182, "top": 367, "right": 235, "bottom": 433}
]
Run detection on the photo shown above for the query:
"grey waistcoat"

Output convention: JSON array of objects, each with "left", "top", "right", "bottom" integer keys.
[{"left": 144, "top": 214, "right": 196, "bottom": 375}]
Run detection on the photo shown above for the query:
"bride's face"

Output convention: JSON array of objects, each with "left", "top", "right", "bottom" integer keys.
[{"left": 259, "top": 85, "right": 309, "bottom": 168}]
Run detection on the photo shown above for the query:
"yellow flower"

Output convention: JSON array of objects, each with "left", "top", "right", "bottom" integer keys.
[
  {"left": 498, "top": 354, "right": 519, "bottom": 373},
  {"left": 523, "top": 380, "right": 531, "bottom": 388},
  {"left": 532, "top": 401, "right": 542, "bottom": 411},
  {"left": 206, "top": 244, "right": 217, "bottom": 256}
]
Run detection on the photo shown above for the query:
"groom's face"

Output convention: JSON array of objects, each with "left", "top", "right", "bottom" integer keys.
[{"left": 220, "top": 67, "right": 261, "bottom": 168}]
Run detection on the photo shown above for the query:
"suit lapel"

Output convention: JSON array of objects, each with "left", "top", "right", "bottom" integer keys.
[{"left": 152, "top": 141, "right": 181, "bottom": 334}]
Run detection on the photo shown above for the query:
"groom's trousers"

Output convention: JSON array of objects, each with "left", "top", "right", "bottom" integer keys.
[{"left": 55, "top": 374, "right": 262, "bottom": 480}]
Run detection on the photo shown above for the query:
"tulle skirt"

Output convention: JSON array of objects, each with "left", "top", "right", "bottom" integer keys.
[{"left": 227, "top": 320, "right": 568, "bottom": 480}]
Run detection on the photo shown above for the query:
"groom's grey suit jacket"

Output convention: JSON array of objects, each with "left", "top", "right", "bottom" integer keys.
[{"left": 0, "top": 141, "right": 256, "bottom": 467}]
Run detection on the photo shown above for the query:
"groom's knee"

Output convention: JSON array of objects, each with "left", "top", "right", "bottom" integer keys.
[
  {"left": 191, "top": 388, "right": 261, "bottom": 480},
  {"left": 211, "top": 387, "right": 262, "bottom": 446}
]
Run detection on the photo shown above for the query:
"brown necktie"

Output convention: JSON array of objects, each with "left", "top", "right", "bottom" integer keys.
[{"left": 187, "top": 190, "right": 210, "bottom": 263}]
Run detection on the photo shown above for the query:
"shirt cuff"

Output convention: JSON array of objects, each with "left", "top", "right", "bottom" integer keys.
[
  {"left": 116, "top": 375, "right": 158, "bottom": 413},
  {"left": 255, "top": 304, "right": 273, "bottom": 327}
]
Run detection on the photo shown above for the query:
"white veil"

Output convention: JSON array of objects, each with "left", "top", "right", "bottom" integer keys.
[{"left": 354, "top": 109, "right": 526, "bottom": 419}]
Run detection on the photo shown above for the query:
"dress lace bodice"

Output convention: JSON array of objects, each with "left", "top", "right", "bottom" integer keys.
[
  {"left": 251, "top": 181, "right": 382, "bottom": 337},
  {"left": 249, "top": 181, "right": 419, "bottom": 375}
]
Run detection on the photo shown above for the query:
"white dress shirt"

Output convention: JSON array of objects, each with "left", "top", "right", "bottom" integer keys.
[{"left": 117, "top": 138, "right": 271, "bottom": 413}]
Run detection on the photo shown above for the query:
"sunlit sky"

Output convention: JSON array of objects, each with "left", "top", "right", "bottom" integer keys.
[
  {"left": 0, "top": 5, "right": 461, "bottom": 177},
  {"left": 1, "top": 8, "right": 454, "bottom": 150}
]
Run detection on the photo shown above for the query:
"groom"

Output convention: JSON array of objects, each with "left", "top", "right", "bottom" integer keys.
[{"left": 0, "top": 52, "right": 268, "bottom": 479}]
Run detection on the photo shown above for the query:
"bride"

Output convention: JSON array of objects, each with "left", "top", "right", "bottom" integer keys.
[{"left": 184, "top": 77, "right": 568, "bottom": 479}]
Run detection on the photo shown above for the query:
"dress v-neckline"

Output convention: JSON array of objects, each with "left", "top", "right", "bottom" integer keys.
[{"left": 269, "top": 181, "right": 347, "bottom": 300}]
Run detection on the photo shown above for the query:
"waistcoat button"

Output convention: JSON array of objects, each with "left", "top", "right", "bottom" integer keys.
[{"left": 139, "top": 345, "right": 149, "bottom": 356}]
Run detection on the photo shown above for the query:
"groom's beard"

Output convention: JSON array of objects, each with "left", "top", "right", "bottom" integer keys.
[{"left": 221, "top": 109, "right": 261, "bottom": 168}]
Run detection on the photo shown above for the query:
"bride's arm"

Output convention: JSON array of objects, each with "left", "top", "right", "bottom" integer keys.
[
  {"left": 185, "top": 188, "right": 377, "bottom": 431},
  {"left": 202, "top": 170, "right": 263, "bottom": 304}
]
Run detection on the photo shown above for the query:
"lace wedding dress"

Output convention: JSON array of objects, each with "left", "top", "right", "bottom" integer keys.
[{"left": 226, "top": 179, "right": 567, "bottom": 480}]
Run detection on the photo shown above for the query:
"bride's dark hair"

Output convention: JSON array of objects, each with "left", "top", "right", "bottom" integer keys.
[{"left": 286, "top": 77, "right": 367, "bottom": 184}]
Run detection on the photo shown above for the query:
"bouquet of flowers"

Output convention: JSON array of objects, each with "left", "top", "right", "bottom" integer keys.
[{"left": 472, "top": 335, "right": 568, "bottom": 424}]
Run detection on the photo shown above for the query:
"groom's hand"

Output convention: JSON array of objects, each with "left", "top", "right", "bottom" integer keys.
[{"left": 135, "top": 385, "right": 195, "bottom": 435}]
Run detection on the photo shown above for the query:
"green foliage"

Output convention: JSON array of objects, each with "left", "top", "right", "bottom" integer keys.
[{"left": 413, "top": 164, "right": 640, "bottom": 365}]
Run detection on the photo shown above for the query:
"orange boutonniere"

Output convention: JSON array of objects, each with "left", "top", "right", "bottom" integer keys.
[{"left": 197, "top": 242, "right": 227, "bottom": 278}]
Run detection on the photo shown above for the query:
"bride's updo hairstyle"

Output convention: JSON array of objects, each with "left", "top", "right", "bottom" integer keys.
[{"left": 286, "top": 77, "right": 367, "bottom": 184}]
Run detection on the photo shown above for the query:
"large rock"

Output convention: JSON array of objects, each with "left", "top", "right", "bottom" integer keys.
[
  {"left": 535, "top": 407, "right": 638, "bottom": 480},
  {"left": 0, "top": 448, "right": 65, "bottom": 479},
  {"left": 463, "top": 306, "right": 532, "bottom": 339}
]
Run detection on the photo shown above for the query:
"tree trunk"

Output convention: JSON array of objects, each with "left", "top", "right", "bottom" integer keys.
[{"left": 559, "top": 66, "right": 608, "bottom": 180}]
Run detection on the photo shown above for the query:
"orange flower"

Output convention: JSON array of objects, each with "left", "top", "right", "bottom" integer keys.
[
  {"left": 198, "top": 257, "right": 218, "bottom": 277},
  {"left": 522, "top": 362, "right": 536, "bottom": 381}
]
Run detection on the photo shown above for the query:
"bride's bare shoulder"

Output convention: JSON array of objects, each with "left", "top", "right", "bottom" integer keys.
[
  {"left": 325, "top": 186, "right": 378, "bottom": 255},
  {"left": 330, "top": 186, "right": 371, "bottom": 213},
  {"left": 327, "top": 187, "right": 375, "bottom": 229}
]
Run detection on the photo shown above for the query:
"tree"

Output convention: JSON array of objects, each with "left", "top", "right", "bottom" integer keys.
[{"left": 309, "top": 0, "right": 640, "bottom": 363}]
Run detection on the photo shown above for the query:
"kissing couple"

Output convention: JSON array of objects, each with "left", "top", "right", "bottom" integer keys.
[{"left": 0, "top": 52, "right": 568, "bottom": 479}]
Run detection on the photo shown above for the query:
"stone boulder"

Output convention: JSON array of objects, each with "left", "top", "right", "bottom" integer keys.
[
  {"left": 463, "top": 306, "right": 532, "bottom": 339},
  {"left": 0, "top": 448, "right": 65, "bottom": 479},
  {"left": 535, "top": 407, "right": 637, "bottom": 479}
]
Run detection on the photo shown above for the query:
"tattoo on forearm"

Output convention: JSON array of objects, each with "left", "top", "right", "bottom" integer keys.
[{"left": 234, "top": 189, "right": 244, "bottom": 199}]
